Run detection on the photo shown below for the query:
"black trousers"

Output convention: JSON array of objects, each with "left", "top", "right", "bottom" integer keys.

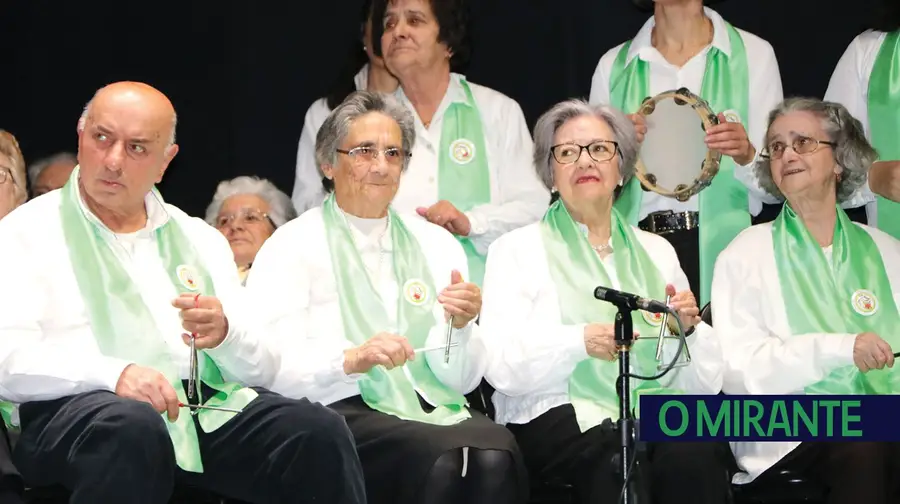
[
  {"left": 13, "top": 388, "right": 366, "bottom": 504},
  {"left": 507, "top": 404, "right": 733, "bottom": 504},
  {"left": 0, "top": 424, "right": 23, "bottom": 504},
  {"left": 740, "top": 442, "right": 900, "bottom": 504}
]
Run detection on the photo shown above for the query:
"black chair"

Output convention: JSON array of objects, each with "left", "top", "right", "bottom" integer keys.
[{"left": 699, "top": 302, "right": 826, "bottom": 504}]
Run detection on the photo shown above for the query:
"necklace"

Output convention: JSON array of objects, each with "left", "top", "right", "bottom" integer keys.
[{"left": 592, "top": 243, "right": 613, "bottom": 255}]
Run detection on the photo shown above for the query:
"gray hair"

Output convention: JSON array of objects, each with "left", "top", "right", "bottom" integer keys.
[
  {"left": 532, "top": 99, "right": 639, "bottom": 193},
  {"left": 204, "top": 176, "right": 298, "bottom": 228},
  {"left": 27, "top": 152, "right": 77, "bottom": 187},
  {"left": 756, "top": 97, "right": 875, "bottom": 202},
  {"left": 315, "top": 91, "right": 416, "bottom": 191},
  {"left": 77, "top": 97, "right": 178, "bottom": 147}
]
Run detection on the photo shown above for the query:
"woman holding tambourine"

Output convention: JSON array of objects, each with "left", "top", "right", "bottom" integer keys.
[
  {"left": 589, "top": 0, "right": 784, "bottom": 306},
  {"left": 824, "top": 0, "right": 900, "bottom": 239}
]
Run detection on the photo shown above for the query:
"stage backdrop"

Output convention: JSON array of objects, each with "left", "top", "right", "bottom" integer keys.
[{"left": 2, "top": 0, "right": 877, "bottom": 217}]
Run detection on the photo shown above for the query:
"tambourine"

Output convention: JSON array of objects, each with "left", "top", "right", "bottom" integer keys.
[{"left": 633, "top": 87, "right": 722, "bottom": 202}]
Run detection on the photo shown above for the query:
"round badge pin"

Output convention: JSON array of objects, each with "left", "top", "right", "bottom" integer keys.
[
  {"left": 641, "top": 310, "right": 664, "bottom": 327},
  {"left": 176, "top": 265, "right": 201, "bottom": 291},
  {"left": 403, "top": 279, "right": 429, "bottom": 306},
  {"left": 851, "top": 289, "right": 878, "bottom": 316},
  {"left": 449, "top": 138, "right": 476, "bottom": 165}
]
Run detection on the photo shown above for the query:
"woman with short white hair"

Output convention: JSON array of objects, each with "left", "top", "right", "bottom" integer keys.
[{"left": 205, "top": 176, "right": 297, "bottom": 284}]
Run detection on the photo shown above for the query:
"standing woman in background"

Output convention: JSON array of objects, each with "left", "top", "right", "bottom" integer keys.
[
  {"left": 824, "top": 0, "right": 900, "bottom": 238},
  {"left": 589, "top": 0, "right": 784, "bottom": 306},
  {"left": 291, "top": 0, "right": 399, "bottom": 214},
  {"left": 371, "top": 0, "right": 549, "bottom": 287}
]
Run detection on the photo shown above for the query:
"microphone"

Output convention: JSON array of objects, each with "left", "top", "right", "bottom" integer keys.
[{"left": 593, "top": 286, "right": 669, "bottom": 314}]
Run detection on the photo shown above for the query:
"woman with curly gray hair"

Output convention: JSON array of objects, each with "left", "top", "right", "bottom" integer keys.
[
  {"left": 205, "top": 176, "right": 297, "bottom": 283},
  {"left": 480, "top": 99, "right": 730, "bottom": 504},
  {"left": 713, "top": 97, "right": 900, "bottom": 500}
]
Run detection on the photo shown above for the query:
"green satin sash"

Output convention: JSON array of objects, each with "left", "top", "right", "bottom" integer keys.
[
  {"left": 322, "top": 194, "right": 470, "bottom": 425},
  {"left": 437, "top": 78, "right": 492, "bottom": 287},
  {"left": 540, "top": 201, "right": 681, "bottom": 432},
  {"left": 773, "top": 204, "right": 900, "bottom": 394},
  {"left": 867, "top": 29, "right": 900, "bottom": 239},
  {"left": 59, "top": 167, "right": 258, "bottom": 473},
  {"left": 609, "top": 20, "right": 751, "bottom": 306}
]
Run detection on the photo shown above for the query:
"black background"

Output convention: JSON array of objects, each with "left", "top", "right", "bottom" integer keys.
[{"left": 2, "top": 0, "right": 877, "bottom": 217}]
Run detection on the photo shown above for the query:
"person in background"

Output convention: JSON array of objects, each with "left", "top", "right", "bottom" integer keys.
[
  {"left": 27, "top": 152, "right": 77, "bottom": 198},
  {"left": 292, "top": 0, "right": 399, "bottom": 214},
  {"left": 824, "top": 0, "right": 900, "bottom": 238},
  {"left": 0, "top": 81, "right": 366, "bottom": 504},
  {"left": 712, "top": 98, "right": 900, "bottom": 502},
  {"left": 249, "top": 91, "right": 527, "bottom": 504},
  {"left": 371, "top": 0, "right": 550, "bottom": 287},
  {"left": 0, "top": 131, "right": 27, "bottom": 221},
  {"left": 589, "top": 0, "right": 785, "bottom": 305},
  {"left": 205, "top": 176, "right": 297, "bottom": 284}
]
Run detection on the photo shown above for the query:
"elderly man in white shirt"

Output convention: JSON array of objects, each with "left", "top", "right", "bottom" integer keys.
[
  {"left": 590, "top": 0, "right": 787, "bottom": 306},
  {"left": 248, "top": 90, "right": 527, "bottom": 504},
  {"left": 291, "top": 0, "right": 399, "bottom": 214},
  {"left": 480, "top": 99, "right": 728, "bottom": 504},
  {"left": 712, "top": 98, "right": 900, "bottom": 502},
  {"left": 0, "top": 82, "right": 366, "bottom": 504},
  {"left": 824, "top": 0, "right": 900, "bottom": 238},
  {"left": 369, "top": 0, "right": 549, "bottom": 287}
]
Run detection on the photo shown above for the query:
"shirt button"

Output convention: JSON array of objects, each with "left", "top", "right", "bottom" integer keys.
[{"left": 428, "top": 176, "right": 435, "bottom": 183}]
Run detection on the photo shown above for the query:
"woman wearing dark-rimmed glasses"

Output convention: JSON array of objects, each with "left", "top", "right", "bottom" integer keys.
[{"left": 712, "top": 97, "right": 900, "bottom": 502}]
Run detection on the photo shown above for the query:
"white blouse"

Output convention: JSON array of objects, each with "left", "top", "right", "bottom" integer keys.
[{"left": 480, "top": 221, "right": 723, "bottom": 427}]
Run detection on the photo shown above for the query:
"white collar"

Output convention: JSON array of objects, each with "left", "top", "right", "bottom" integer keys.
[
  {"left": 394, "top": 72, "right": 470, "bottom": 112},
  {"left": 354, "top": 64, "right": 369, "bottom": 91},
  {"left": 625, "top": 7, "right": 733, "bottom": 64},
  {"left": 74, "top": 169, "right": 170, "bottom": 237}
]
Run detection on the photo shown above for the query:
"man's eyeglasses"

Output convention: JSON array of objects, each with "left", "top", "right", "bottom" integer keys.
[
  {"left": 550, "top": 141, "right": 619, "bottom": 165},
  {"left": 336, "top": 146, "right": 410, "bottom": 166},
  {"left": 215, "top": 208, "right": 273, "bottom": 229},
  {"left": 760, "top": 136, "right": 836, "bottom": 160}
]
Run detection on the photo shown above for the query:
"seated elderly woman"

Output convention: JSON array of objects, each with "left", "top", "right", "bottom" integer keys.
[
  {"left": 712, "top": 98, "right": 900, "bottom": 503},
  {"left": 204, "top": 176, "right": 297, "bottom": 284},
  {"left": 479, "top": 99, "right": 730, "bottom": 504},
  {"left": 246, "top": 91, "right": 526, "bottom": 504},
  {"left": 0, "top": 130, "right": 27, "bottom": 221}
]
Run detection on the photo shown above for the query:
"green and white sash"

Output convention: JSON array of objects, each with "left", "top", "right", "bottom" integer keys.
[
  {"left": 541, "top": 201, "right": 681, "bottom": 432},
  {"left": 867, "top": 29, "right": 900, "bottom": 239},
  {"left": 59, "top": 167, "right": 258, "bottom": 473},
  {"left": 437, "top": 78, "right": 492, "bottom": 287},
  {"left": 609, "top": 20, "right": 751, "bottom": 306},
  {"left": 773, "top": 204, "right": 900, "bottom": 394},
  {"left": 322, "top": 194, "right": 470, "bottom": 426}
]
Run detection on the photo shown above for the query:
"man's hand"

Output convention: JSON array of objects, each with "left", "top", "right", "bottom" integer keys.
[
  {"left": 416, "top": 200, "right": 471, "bottom": 236},
  {"left": 869, "top": 161, "right": 900, "bottom": 202},
  {"left": 627, "top": 114, "right": 647, "bottom": 143},
  {"left": 172, "top": 294, "right": 229, "bottom": 350},
  {"left": 115, "top": 364, "right": 180, "bottom": 421},
  {"left": 705, "top": 112, "right": 755, "bottom": 166},
  {"left": 853, "top": 332, "right": 895, "bottom": 373},
  {"left": 665, "top": 284, "right": 701, "bottom": 334},
  {"left": 343, "top": 333, "right": 415, "bottom": 375},
  {"left": 584, "top": 323, "right": 638, "bottom": 361},
  {"left": 439, "top": 270, "right": 481, "bottom": 329}
]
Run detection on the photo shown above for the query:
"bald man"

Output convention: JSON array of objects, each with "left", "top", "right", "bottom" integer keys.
[{"left": 0, "top": 82, "right": 366, "bottom": 504}]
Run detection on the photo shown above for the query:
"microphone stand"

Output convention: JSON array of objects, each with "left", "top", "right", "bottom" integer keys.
[{"left": 613, "top": 305, "right": 640, "bottom": 504}]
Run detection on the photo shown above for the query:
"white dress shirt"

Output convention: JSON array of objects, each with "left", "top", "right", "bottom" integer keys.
[
  {"left": 479, "top": 221, "right": 723, "bottom": 427},
  {"left": 711, "top": 222, "right": 900, "bottom": 484},
  {"left": 245, "top": 203, "right": 488, "bottom": 407},
  {"left": 824, "top": 30, "right": 891, "bottom": 222},
  {"left": 0, "top": 187, "right": 275, "bottom": 408},
  {"left": 390, "top": 74, "right": 549, "bottom": 255},
  {"left": 291, "top": 65, "right": 369, "bottom": 214},
  {"left": 589, "top": 7, "right": 784, "bottom": 219}
]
